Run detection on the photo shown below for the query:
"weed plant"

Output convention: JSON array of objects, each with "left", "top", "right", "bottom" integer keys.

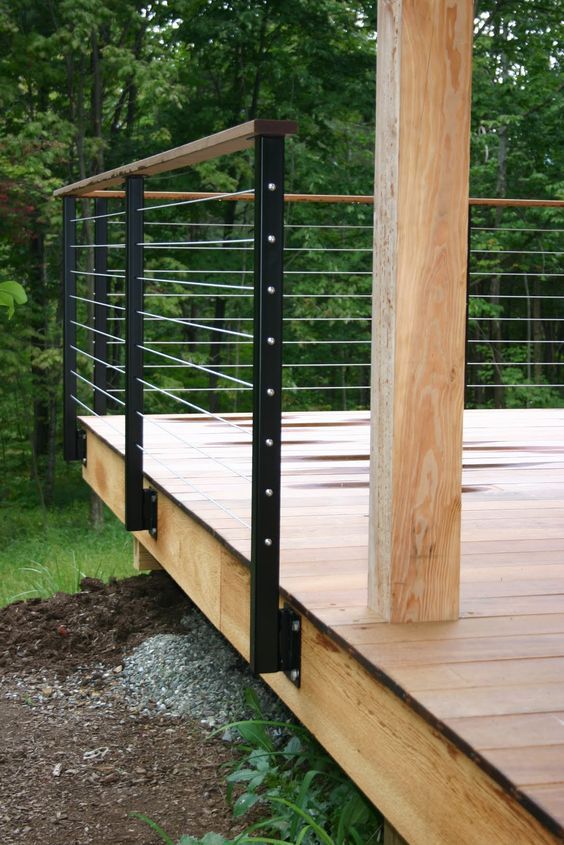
[{"left": 134, "top": 689, "right": 382, "bottom": 845}]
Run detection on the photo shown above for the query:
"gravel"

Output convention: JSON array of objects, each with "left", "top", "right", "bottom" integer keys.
[{"left": 121, "top": 606, "right": 290, "bottom": 729}]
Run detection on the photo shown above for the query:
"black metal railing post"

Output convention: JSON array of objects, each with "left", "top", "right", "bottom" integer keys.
[
  {"left": 93, "top": 197, "right": 108, "bottom": 415},
  {"left": 251, "top": 134, "right": 301, "bottom": 682},
  {"left": 125, "top": 176, "right": 157, "bottom": 536},
  {"left": 63, "top": 196, "right": 85, "bottom": 461}
]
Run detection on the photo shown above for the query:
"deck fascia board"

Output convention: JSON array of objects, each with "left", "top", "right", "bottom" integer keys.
[{"left": 81, "top": 420, "right": 564, "bottom": 845}]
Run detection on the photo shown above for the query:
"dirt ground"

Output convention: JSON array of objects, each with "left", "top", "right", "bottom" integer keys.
[{"left": 0, "top": 572, "right": 251, "bottom": 845}]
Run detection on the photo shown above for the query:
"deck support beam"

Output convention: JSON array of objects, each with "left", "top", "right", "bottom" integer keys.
[
  {"left": 369, "top": 0, "right": 473, "bottom": 622},
  {"left": 383, "top": 821, "right": 409, "bottom": 845}
]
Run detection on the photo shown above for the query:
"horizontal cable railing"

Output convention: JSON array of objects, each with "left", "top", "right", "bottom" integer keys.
[
  {"left": 60, "top": 120, "right": 300, "bottom": 683},
  {"left": 60, "top": 119, "right": 564, "bottom": 686},
  {"left": 467, "top": 204, "right": 563, "bottom": 408}
]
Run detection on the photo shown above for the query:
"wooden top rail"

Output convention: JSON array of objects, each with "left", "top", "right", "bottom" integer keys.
[
  {"left": 468, "top": 197, "right": 564, "bottom": 208},
  {"left": 54, "top": 119, "right": 298, "bottom": 198},
  {"left": 79, "top": 190, "right": 375, "bottom": 203},
  {"left": 75, "top": 189, "right": 564, "bottom": 208}
]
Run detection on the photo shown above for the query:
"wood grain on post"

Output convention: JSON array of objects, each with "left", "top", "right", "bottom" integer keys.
[{"left": 369, "top": 0, "right": 474, "bottom": 622}]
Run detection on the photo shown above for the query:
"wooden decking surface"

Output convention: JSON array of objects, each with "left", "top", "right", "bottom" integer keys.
[{"left": 82, "top": 408, "right": 564, "bottom": 837}]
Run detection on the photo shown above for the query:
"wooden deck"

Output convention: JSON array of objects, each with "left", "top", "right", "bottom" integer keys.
[{"left": 80, "top": 408, "right": 564, "bottom": 845}]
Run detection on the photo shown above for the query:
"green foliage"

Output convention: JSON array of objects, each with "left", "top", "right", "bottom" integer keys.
[
  {"left": 0, "top": 280, "right": 26, "bottom": 318},
  {"left": 0, "top": 0, "right": 562, "bottom": 510},
  {"left": 0, "top": 496, "right": 134, "bottom": 607},
  {"left": 217, "top": 689, "right": 382, "bottom": 845},
  {"left": 130, "top": 812, "right": 176, "bottom": 845},
  {"left": 132, "top": 689, "right": 381, "bottom": 845}
]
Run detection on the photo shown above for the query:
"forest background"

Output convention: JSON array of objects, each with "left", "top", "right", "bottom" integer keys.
[{"left": 0, "top": 0, "right": 562, "bottom": 601}]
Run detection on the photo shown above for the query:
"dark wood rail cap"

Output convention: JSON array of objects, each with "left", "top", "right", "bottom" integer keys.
[{"left": 54, "top": 119, "right": 298, "bottom": 198}]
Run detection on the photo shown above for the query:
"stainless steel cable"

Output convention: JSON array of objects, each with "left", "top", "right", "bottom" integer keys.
[
  {"left": 139, "top": 414, "right": 251, "bottom": 483},
  {"left": 72, "top": 371, "right": 125, "bottom": 406},
  {"left": 71, "top": 270, "right": 125, "bottom": 279},
  {"left": 138, "top": 345, "right": 253, "bottom": 387},
  {"left": 137, "top": 310, "right": 253, "bottom": 338},
  {"left": 71, "top": 321, "right": 124, "bottom": 343},
  {"left": 72, "top": 345, "right": 125, "bottom": 373},
  {"left": 141, "top": 238, "right": 253, "bottom": 247},
  {"left": 71, "top": 295, "right": 125, "bottom": 312},
  {"left": 72, "top": 210, "right": 126, "bottom": 222},
  {"left": 138, "top": 378, "right": 252, "bottom": 437},
  {"left": 141, "top": 276, "right": 253, "bottom": 291},
  {"left": 71, "top": 395, "right": 99, "bottom": 415},
  {"left": 139, "top": 188, "right": 255, "bottom": 213},
  {"left": 136, "top": 437, "right": 251, "bottom": 530}
]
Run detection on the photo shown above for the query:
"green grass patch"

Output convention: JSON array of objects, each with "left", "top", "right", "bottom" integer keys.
[{"left": 0, "top": 498, "right": 134, "bottom": 607}]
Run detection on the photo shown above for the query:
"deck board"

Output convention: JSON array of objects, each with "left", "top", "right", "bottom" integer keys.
[{"left": 81, "top": 408, "right": 564, "bottom": 841}]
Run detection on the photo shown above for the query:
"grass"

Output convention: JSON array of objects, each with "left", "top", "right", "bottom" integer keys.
[{"left": 0, "top": 463, "right": 135, "bottom": 607}]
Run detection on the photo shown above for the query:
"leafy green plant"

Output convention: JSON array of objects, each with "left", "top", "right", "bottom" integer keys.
[
  {"left": 0, "top": 280, "right": 26, "bottom": 318},
  {"left": 217, "top": 689, "right": 382, "bottom": 845},
  {"left": 131, "top": 688, "right": 382, "bottom": 845}
]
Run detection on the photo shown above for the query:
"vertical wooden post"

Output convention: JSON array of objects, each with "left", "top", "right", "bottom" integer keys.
[{"left": 369, "top": 0, "right": 473, "bottom": 622}]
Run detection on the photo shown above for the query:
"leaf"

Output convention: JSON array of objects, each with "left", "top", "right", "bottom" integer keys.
[
  {"left": 244, "top": 687, "right": 263, "bottom": 719},
  {"left": 235, "top": 721, "right": 274, "bottom": 752},
  {"left": 249, "top": 748, "right": 272, "bottom": 772},
  {"left": 283, "top": 735, "right": 302, "bottom": 758},
  {"left": 0, "top": 291, "right": 14, "bottom": 318},
  {"left": 0, "top": 281, "right": 27, "bottom": 304},
  {"left": 267, "top": 798, "right": 335, "bottom": 845},
  {"left": 226, "top": 768, "right": 261, "bottom": 784},
  {"left": 233, "top": 791, "right": 260, "bottom": 818},
  {"left": 128, "top": 812, "right": 175, "bottom": 845}
]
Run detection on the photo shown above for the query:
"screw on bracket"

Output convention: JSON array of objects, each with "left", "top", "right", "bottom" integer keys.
[{"left": 278, "top": 605, "right": 302, "bottom": 688}]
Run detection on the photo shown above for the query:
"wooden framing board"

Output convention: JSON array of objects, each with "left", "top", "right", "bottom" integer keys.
[
  {"left": 369, "top": 0, "right": 473, "bottom": 622},
  {"left": 133, "top": 538, "right": 162, "bottom": 571},
  {"left": 81, "top": 424, "right": 564, "bottom": 845}
]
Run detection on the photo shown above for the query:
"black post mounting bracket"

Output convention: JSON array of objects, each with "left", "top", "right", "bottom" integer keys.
[
  {"left": 142, "top": 488, "right": 158, "bottom": 539},
  {"left": 278, "top": 604, "right": 302, "bottom": 687},
  {"left": 76, "top": 428, "right": 87, "bottom": 465}
]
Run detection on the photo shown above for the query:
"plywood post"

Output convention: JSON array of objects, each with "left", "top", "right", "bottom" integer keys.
[{"left": 369, "top": 0, "right": 473, "bottom": 622}]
